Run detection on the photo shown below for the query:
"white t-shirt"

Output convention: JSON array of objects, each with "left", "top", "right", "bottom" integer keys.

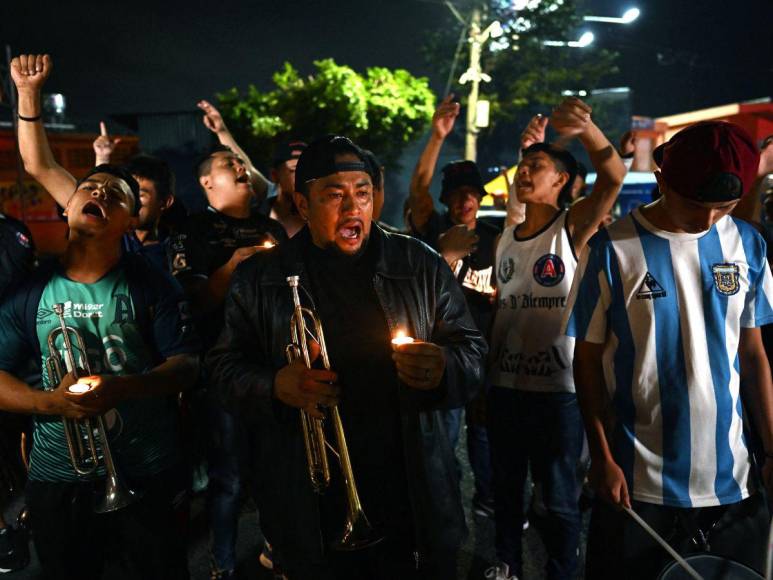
[
  {"left": 564, "top": 208, "right": 773, "bottom": 507},
  {"left": 490, "top": 210, "right": 578, "bottom": 393}
]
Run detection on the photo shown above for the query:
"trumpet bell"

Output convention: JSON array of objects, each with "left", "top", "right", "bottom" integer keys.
[
  {"left": 95, "top": 472, "right": 142, "bottom": 514},
  {"left": 333, "top": 509, "right": 383, "bottom": 552}
]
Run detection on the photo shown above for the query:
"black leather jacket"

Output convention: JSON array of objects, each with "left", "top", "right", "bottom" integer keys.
[{"left": 207, "top": 224, "right": 487, "bottom": 569}]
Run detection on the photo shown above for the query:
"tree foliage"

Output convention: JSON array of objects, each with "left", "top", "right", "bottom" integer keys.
[
  {"left": 424, "top": 0, "right": 620, "bottom": 163},
  {"left": 216, "top": 59, "right": 436, "bottom": 168}
]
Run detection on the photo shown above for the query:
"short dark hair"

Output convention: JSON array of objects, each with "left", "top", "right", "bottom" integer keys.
[
  {"left": 126, "top": 154, "right": 175, "bottom": 202},
  {"left": 522, "top": 143, "right": 578, "bottom": 202},
  {"left": 76, "top": 164, "right": 140, "bottom": 216},
  {"left": 195, "top": 144, "right": 234, "bottom": 179}
]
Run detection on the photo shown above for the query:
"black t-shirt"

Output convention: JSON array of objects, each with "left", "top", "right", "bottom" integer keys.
[
  {"left": 168, "top": 205, "right": 287, "bottom": 345},
  {"left": 304, "top": 238, "right": 413, "bottom": 545},
  {"left": 411, "top": 211, "right": 499, "bottom": 338},
  {"left": 0, "top": 213, "right": 35, "bottom": 303}
]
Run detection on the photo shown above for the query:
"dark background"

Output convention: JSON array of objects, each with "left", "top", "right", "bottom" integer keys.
[
  {"left": 3, "top": 0, "right": 771, "bottom": 124},
  {"left": 2, "top": 0, "right": 772, "bottom": 224}
]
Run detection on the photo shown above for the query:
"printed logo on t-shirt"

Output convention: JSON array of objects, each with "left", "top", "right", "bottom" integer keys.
[
  {"left": 498, "top": 257, "right": 515, "bottom": 284},
  {"left": 37, "top": 300, "right": 105, "bottom": 321},
  {"left": 712, "top": 263, "right": 740, "bottom": 296},
  {"left": 636, "top": 272, "right": 666, "bottom": 300},
  {"left": 532, "top": 254, "right": 565, "bottom": 287},
  {"left": 453, "top": 261, "right": 495, "bottom": 295}
]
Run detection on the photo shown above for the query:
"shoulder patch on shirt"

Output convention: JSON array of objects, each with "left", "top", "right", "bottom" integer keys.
[
  {"left": 636, "top": 272, "right": 666, "bottom": 300},
  {"left": 533, "top": 254, "right": 565, "bottom": 287},
  {"left": 712, "top": 263, "right": 740, "bottom": 296}
]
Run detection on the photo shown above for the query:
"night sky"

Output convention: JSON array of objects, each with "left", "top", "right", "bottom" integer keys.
[{"left": 3, "top": 0, "right": 772, "bottom": 129}]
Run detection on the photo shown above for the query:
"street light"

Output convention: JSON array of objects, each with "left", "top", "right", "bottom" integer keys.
[
  {"left": 543, "top": 31, "right": 595, "bottom": 48},
  {"left": 584, "top": 7, "right": 640, "bottom": 24}
]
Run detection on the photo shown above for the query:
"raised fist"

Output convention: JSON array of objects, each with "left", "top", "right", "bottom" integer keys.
[
  {"left": 10, "top": 54, "right": 52, "bottom": 93},
  {"left": 432, "top": 94, "right": 460, "bottom": 140},
  {"left": 550, "top": 96, "right": 593, "bottom": 140}
]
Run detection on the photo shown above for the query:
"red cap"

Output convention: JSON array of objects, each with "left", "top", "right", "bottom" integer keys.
[{"left": 653, "top": 121, "right": 759, "bottom": 202}]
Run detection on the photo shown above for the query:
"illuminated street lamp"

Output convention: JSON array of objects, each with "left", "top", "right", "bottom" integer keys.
[
  {"left": 543, "top": 31, "right": 595, "bottom": 48},
  {"left": 584, "top": 7, "right": 640, "bottom": 24}
]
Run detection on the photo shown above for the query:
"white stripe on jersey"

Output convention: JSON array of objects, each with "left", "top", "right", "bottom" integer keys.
[
  {"left": 607, "top": 217, "right": 665, "bottom": 505},
  {"left": 717, "top": 218, "right": 752, "bottom": 496}
]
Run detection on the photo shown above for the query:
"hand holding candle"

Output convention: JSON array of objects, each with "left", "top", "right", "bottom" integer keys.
[
  {"left": 391, "top": 330, "right": 415, "bottom": 351},
  {"left": 391, "top": 330, "right": 445, "bottom": 390}
]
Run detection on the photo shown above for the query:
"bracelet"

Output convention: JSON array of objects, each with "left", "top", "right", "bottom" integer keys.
[{"left": 17, "top": 113, "right": 42, "bottom": 122}]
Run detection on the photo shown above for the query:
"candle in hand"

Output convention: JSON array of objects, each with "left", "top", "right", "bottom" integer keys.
[
  {"left": 391, "top": 330, "right": 415, "bottom": 351},
  {"left": 67, "top": 382, "right": 92, "bottom": 394},
  {"left": 262, "top": 240, "right": 276, "bottom": 249}
]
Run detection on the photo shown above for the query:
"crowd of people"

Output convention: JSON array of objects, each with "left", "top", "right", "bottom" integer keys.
[{"left": 1, "top": 52, "right": 773, "bottom": 580}]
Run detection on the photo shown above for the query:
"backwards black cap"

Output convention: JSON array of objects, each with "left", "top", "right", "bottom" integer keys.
[
  {"left": 294, "top": 135, "right": 376, "bottom": 194},
  {"left": 439, "top": 160, "right": 487, "bottom": 204},
  {"left": 76, "top": 164, "right": 141, "bottom": 216}
]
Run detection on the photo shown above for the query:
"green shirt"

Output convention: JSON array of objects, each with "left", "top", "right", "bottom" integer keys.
[{"left": 30, "top": 268, "right": 181, "bottom": 482}]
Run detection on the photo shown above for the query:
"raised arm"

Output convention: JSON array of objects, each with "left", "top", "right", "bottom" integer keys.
[
  {"left": 198, "top": 99, "right": 270, "bottom": 203},
  {"left": 408, "top": 95, "right": 459, "bottom": 233},
  {"left": 11, "top": 54, "right": 77, "bottom": 207},
  {"left": 557, "top": 97, "right": 626, "bottom": 252}
]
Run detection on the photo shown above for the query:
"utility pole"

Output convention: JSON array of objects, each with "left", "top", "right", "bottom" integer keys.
[{"left": 464, "top": 7, "right": 481, "bottom": 162}]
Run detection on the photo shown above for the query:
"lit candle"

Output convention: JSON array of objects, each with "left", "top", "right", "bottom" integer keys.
[
  {"left": 262, "top": 240, "right": 276, "bottom": 249},
  {"left": 391, "top": 330, "right": 415, "bottom": 351},
  {"left": 68, "top": 382, "right": 92, "bottom": 394}
]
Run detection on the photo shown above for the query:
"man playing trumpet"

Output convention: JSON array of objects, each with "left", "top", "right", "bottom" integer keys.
[
  {"left": 207, "top": 135, "right": 487, "bottom": 579},
  {"left": 0, "top": 53, "right": 201, "bottom": 580}
]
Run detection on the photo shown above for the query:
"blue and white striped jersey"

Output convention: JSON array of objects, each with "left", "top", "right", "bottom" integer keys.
[{"left": 563, "top": 207, "right": 773, "bottom": 507}]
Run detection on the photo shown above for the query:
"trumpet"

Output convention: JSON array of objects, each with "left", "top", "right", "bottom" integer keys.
[
  {"left": 45, "top": 303, "right": 140, "bottom": 513},
  {"left": 285, "top": 276, "right": 383, "bottom": 551}
]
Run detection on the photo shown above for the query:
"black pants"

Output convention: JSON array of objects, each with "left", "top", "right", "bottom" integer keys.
[
  {"left": 586, "top": 494, "right": 768, "bottom": 580},
  {"left": 26, "top": 468, "right": 189, "bottom": 580}
]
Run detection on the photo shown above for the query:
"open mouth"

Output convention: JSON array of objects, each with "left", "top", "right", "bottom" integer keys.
[
  {"left": 338, "top": 221, "right": 363, "bottom": 241},
  {"left": 82, "top": 201, "right": 106, "bottom": 220},
  {"left": 236, "top": 174, "right": 250, "bottom": 184}
]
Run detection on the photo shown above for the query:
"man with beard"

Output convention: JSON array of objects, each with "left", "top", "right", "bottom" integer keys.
[{"left": 207, "top": 134, "right": 486, "bottom": 579}]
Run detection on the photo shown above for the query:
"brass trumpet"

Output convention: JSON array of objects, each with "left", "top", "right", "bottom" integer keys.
[
  {"left": 284, "top": 276, "right": 382, "bottom": 551},
  {"left": 45, "top": 303, "right": 140, "bottom": 513}
]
